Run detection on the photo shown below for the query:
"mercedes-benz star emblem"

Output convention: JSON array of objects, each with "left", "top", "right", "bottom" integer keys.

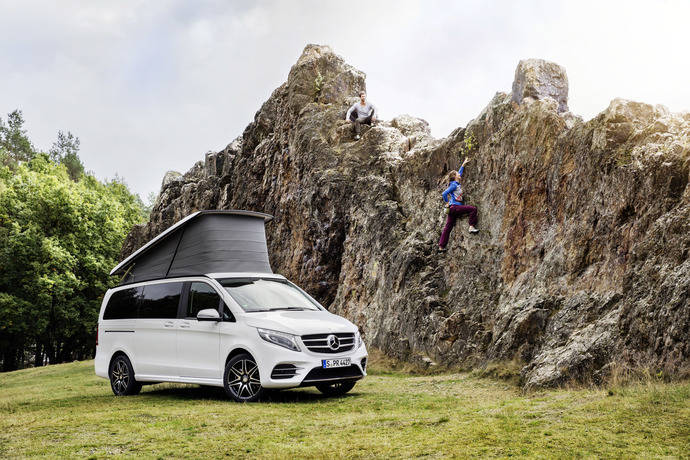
[{"left": 326, "top": 334, "right": 340, "bottom": 350}]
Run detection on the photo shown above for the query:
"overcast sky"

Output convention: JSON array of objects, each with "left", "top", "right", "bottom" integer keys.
[{"left": 1, "top": 0, "right": 689, "bottom": 199}]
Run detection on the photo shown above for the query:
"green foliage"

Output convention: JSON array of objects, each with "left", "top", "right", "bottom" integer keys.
[
  {"left": 0, "top": 110, "right": 35, "bottom": 166},
  {"left": 313, "top": 70, "right": 325, "bottom": 102},
  {"left": 61, "top": 151, "right": 85, "bottom": 181},
  {"left": 49, "top": 131, "right": 84, "bottom": 180},
  {"left": 0, "top": 109, "right": 147, "bottom": 370},
  {"left": 0, "top": 112, "right": 86, "bottom": 182},
  {"left": 0, "top": 155, "right": 145, "bottom": 371},
  {"left": 463, "top": 131, "right": 477, "bottom": 154},
  {"left": 48, "top": 130, "right": 80, "bottom": 162},
  {"left": 141, "top": 191, "right": 159, "bottom": 219}
]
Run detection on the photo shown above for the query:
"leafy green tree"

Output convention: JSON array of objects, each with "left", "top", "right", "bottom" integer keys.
[
  {"left": 61, "top": 152, "right": 85, "bottom": 181},
  {"left": 50, "top": 131, "right": 84, "bottom": 181},
  {"left": 0, "top": 156, "right": 145, "bottom": 371},
  {"left": 0, "top": 110, "right": 35, "bottom": 167},
  {"left": 49, "top": 130, "right": 80, "bottom": 161}
]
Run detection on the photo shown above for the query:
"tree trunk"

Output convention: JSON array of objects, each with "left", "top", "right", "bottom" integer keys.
[
  {"left": 2, "top": 347, "right": 19, "bottom": 372},
  {"left": 34, "top": 342, "right": 43, "bottom": 367}
]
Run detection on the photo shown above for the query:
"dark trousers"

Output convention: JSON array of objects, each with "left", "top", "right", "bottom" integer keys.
[
  {"left": 438, "top": 205, "right": 478, "bottom": 248},
  {"left": 350, "top": 111, "right": 373, "bottom": 135}
]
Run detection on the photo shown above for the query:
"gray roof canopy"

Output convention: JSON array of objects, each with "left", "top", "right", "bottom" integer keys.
[{"left": 111, "top": 210, "right": 274, "bottom": 285}]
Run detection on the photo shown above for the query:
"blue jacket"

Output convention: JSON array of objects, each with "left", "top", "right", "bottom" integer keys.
[{"left": 442, "top": 166, "right": 464, "bottom": 206}]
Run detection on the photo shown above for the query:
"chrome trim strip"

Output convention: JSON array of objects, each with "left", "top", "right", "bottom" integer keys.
[{"left": 301, "top": 375, "right": 362, "bottom": 384}]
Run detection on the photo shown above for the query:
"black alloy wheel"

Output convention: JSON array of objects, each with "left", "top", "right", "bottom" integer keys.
[
  {"left": 109, "top": 354, "right": 142, "bottom": 396},
  {"left": 224, "top": 353, "right": 264, "bottom": 402},
  {"left": 316, "top": 380, "right": 357, "bottom": 396}
]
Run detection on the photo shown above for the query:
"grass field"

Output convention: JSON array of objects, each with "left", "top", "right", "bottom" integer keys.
[{"left": 0, "top": 360, "right": 688, "bottom": 458}]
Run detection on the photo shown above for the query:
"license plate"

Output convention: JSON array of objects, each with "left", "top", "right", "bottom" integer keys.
[{"left": 322, "top": 358, "right": 351, "bottom": 369}]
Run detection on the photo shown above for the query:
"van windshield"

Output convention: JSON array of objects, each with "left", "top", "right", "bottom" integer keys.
[{"left": 216, "top": 278, "right": 322, "bottom": 312}]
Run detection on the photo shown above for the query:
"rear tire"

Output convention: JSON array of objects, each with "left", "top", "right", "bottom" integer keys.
[
  {"left": 109, "top": 354, "right": 142, "bottom": 396},
  {"left": 223, "top": 353, "right": 264, "bottom": 402},
  {"left": 316, "top": 380, "right": 356, "bottom": 396}
]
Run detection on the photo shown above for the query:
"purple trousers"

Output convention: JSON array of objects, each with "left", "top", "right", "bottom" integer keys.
[{"left": 439, "top": 205, "right": 478, "bottom": 248}]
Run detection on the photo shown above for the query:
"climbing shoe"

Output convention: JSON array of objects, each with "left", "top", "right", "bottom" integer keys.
[
  {"left": 354, "top": 134, "right": 360, "bottom": 140},
  {"left": 469, "top": 226, "right": 479, "bottom": 234},
  {"left": 437, "top": 246, "right": 447, "bottom": 252}
]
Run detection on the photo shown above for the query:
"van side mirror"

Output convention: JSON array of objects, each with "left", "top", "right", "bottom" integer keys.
[{"left": 197, "top": 308, "right": 220, "bottom": 321}]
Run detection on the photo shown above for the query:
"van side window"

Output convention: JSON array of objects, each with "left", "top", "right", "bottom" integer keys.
[
  {"left": 139, "top": 282, "right": 183, "bottom": 319},
  {"left": 188, "top": 282, "right": 220, "bottom": 318},
  {"left": 103, "top": 288, "right": 140, "bottom": 319}
]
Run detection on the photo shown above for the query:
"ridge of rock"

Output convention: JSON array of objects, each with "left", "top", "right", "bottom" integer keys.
[{"left": 121, "top": 44, "right": 690, "bottom": 388}]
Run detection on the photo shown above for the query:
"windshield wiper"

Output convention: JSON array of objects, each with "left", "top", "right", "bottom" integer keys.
[{"left": 246, "top": 306, "right": 309, "bottom": 312}]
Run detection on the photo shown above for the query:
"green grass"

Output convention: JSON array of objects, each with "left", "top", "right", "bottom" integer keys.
[{"left": 0, "top": 361, "right": 688, "bottom": 459}]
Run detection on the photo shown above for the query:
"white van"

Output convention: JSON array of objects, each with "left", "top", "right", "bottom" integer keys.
[{"left": 94, "top": 211, "right": 367, "bottom": 402}]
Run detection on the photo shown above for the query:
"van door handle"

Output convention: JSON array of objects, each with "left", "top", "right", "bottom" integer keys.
[
  {"left": 164, "top": 321, "right": 174, "bottom": 328},
  {"left": 180, "top": 323, "right": 191, "bottom": 329}
]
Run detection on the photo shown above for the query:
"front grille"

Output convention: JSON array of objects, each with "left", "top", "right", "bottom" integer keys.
[
  {"left": 301, "top": 333, "right": 355, "bottom": 354},
  {"left": 300, "top": 365, "right": 363, "bottom": 386},
  {"left": 271, "top": 364, "right": 298, "bottom": 379}
]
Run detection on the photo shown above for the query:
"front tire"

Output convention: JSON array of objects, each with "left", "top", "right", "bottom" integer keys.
[
  {"left": 223, "top": 354, "right": 264, "bottom": 402},
  {"left": 316, "top": 380, "right": 356, "bottom": 396},
  {"left": 109, "top": 354, "right": 142, "bottom": 396}
]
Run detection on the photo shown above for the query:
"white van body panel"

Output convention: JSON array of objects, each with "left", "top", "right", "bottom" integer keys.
[
  {"left": 243, "top": 310, "right": 357, "bottom": 336},
  {"left": 95, "top": 273, "right": 367, "bottom": 390},
  {"left": 176, "top": 318, "right": 221, "bottom": 379},
  {"left": 133, "top": 318, "right": 178, "bottom": 376}
]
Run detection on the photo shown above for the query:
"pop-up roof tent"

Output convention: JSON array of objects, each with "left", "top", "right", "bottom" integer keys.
[{"left": 111, "top": 210, "right": 274, "bottom": 285}]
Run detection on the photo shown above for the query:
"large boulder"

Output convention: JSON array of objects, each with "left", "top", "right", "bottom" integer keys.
[
  {"left": 511, "top": 59, "right": 569, "bottom": 113},
  {"left": 121, "top": 46, "right": 690, "bottom": 388},
  {"left": 161, "top": 170, "right": 182, "bottom": 188},
  {"left": 390, "top": 114, "right": 431, "bottom": 136},
  {"left": 286, "top": 44, "right": 366, "bottom": 112}
]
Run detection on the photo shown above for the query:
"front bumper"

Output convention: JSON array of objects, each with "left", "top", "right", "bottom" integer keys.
[{"left": 256, "top": 341, "right": 368, "bottom": 389}]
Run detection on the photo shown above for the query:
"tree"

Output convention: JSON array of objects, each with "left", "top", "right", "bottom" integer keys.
[
  {"left": 142, "top": 191, "right": 159, "bottom": 218},
  {"left": 0, "top": 110, "right": 148, "bottom": 370},
  {"left": 50, "top": 131, "right": 84, "bottom": 181},
  {"left": 49, "top": 130, "right": 80, "bottom": 161},
  {"left": 0, "top": 156, "right": 146, "bottom": 371},
  {"left": 0, "top": 110, "right": 35, "bottom": 166}
]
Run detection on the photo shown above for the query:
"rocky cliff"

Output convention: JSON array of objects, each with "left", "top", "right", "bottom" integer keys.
[{"left": 121, "top": 45, "right": 689, "bottom": 388}]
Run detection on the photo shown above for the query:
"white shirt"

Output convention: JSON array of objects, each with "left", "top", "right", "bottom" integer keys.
[{"left": 346, "top": 101, "right": 377, "bottom": 120}]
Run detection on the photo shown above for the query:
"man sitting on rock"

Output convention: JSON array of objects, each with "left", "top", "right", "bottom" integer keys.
[{"left": 346, "top": 91, "right": 377, "bottom": 140}]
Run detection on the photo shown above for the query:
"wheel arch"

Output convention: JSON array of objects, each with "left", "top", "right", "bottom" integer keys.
[
  {"left": 108, "top": 350, "right": 133, "bottom": 375},
  {"left": 224, "top": 347, "right": 255, "bottom": 367}
]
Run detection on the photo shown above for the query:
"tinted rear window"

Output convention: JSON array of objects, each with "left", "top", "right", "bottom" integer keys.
[
  {"left": 139, "top": 282, "right": 183, "bottom": 319},
  {"left": 103, "top": 288, "right": 140, "bottom": 320}
]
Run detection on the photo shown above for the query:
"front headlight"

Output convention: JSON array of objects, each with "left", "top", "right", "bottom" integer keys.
[
  {"left": 257, "top": 328, "right": 301, "bottom": 352},
  {"left": 355, "top": 329, "right": 362, "bottom": 349}
]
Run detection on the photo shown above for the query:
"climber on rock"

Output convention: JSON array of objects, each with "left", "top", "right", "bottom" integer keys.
[
  {"left": 438, "top": 157, "right": 479, "bottom": 251},
  {"left": 346, "top": 90, "right": 377, "bottom": 140}
]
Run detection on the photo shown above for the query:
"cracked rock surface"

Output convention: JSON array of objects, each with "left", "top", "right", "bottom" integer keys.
[{"left": 121, "top": 44, "right": 690, "bottom": 388}]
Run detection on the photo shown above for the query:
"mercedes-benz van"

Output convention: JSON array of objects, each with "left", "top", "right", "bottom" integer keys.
[{"left": 94, "top": 210, "right": 367, "bottom": 402}]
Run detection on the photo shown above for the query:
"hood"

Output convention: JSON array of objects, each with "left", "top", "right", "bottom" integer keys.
[{"left": 243, "top": 310, "right": 356, "bottom": 335}]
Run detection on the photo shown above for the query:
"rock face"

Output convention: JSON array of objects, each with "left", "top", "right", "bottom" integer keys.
[
  {"left": 121, "top": 44, "right": 690, "bottom": 388},
  {"left": 512, "top": 59, "right": 569, "bottom": 113}
]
